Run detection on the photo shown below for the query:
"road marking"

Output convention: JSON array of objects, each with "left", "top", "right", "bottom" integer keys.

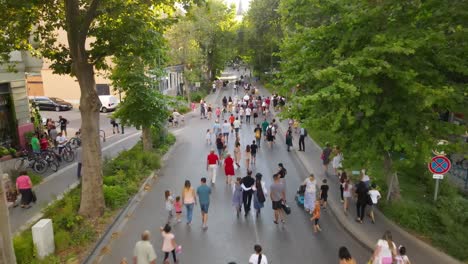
[{"left": 40, "top": 131, "right": 141, "bottom": 185}]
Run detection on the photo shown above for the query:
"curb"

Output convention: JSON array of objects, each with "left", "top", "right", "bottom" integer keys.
[{"left": 84, "top": 136, "right": 180, "bottom": 264}]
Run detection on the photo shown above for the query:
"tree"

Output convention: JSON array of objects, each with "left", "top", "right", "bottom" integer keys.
[
  {"left": 1, "top": 0, "right": 176, "bottom": 218},
  {"left": 279, "top": 0, "right": 467, "bottom": 200}
]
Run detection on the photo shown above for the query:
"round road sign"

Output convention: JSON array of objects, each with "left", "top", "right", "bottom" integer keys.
[{"left": 428, "top": 155, "right": 451, "bottom": 174}]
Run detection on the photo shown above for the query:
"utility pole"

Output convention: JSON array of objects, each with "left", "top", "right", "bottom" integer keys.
[{"left": 0, "top": 168, "right": 17, "bottom": 264}]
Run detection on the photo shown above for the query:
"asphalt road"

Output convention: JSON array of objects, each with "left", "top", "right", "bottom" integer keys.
[{"left": 94, "top": 70, "right": 370, "bottom": 264}]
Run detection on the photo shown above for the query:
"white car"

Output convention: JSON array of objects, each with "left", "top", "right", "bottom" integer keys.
[{"left": 98, "top": 95, "right": 119, "bottom": 113}]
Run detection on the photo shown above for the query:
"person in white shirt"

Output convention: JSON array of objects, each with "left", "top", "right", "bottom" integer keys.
[
  {"left": 133, "top": 230, "right": 157, "bottom": 264},
  {"left": 249, "top": 244, "right": 268, "bottom": 264},
  {"left": 56, "top": 132, "right": 68, "bottom": 155},
  {"left": 243, "top": 94, "right": 250, "bottom": 102},
  {"left": 368, "top": 183, "right": 381, "bottom": 223},
  {"left": 172, "top": 110, "right": 182, "bottom": 127},
  {"left": 222, "top": 120, "right": 231, "bottom": 143},
  {"left": 233, "top": 117, "right": 241, "bottom": 137},
  {"left": 239, "top": 107, "right": 245, "bottom": 123},
  {"left": 245, "top": 107, "right": 252, "bottom": 124}
]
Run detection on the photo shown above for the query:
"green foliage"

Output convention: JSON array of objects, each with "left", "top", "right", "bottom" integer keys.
[
  {"left": 14, "top": 231, "right": 34, "bottom": 263},
  {"left": 8, "top": 147, "right": 17, "bottom": 156},
  {"left": 54, "top": 230, "right": 72, "bottom": 251},
  {"left": 103, "top": 185, "right": 129, "bottom": 209},
  {"left": 0, "top": 146, "right": 9, "bottom": 157},
  {"left": 190, "top": 90, "right": 208, "bottom": 103}
]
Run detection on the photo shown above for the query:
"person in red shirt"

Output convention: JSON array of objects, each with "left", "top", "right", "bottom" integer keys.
[
  {"left": 229, "top": 114, "right": 235, "bottom": 133},
  {"left": 206, "top": 149, "right": 219, "bottom": 185},
  {"left": 224, "top": 153, "right": 235, "bottom": 185},
  {"left": 40, "top": 134, "right": 49, "bottom": 151}
]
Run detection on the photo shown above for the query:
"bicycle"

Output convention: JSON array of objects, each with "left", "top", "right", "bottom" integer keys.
[
  {"left": 40, "top": 149, "right": 60, "bottom": 172},
  {"left": 69, "top": 136, "right": 81, "bottom": 149},
  {"left": 61, "top": 142, "right": 75, "bottom": 162},
  {"left": 14, "top": 151, "right": 48, "bottom": 174}
]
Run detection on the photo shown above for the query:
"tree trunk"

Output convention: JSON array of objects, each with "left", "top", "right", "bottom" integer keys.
[
  {"left": 76, "top": 61, "right": 105, "bottom": 218},
  {"left": 142, "top": 126, "right": 153, "bottom": 151},
  {"left": 0, "top": 168, "right": 16, "bottom": 264},
  {"left": 384, "top": 153, "right": 401, "bottom": 202}
]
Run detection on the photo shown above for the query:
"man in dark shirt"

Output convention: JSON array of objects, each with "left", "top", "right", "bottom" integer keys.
[
  {"left": 320, "top": 179, "right": 329, "bottom": 209},
  {"left": 241, "top": 170, "right": 255, "bottom": 216},
  {"left": 250, "top": 140, "right": 258, "bottom": 165},
  {"left": 355, "top": 180, "right": 369, "bottom": 223},
  {"left": 321, "top": 143, "right": 332, "bottom": 175},
  {"left": 277, "top": 163, "right": 287, "bottom": 179},
  {"left": 58, "top": 115, "right": 68, "bottom": 136}
]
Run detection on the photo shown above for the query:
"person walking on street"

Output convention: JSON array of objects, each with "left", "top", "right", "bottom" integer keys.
[
  {"left": 277, "top": 163, "right": 287, "bottom": 183},
  {"left": 30, "top": 133, "right": 40, "bottom": 154},
  {"left": 234, "top": 142, "right": 241, "bottom": 169},
  {"left": 58, "top": 115, "right": 68, "bottom": 136},
  {"left": 245, "top": 107, "right": 252, "bottom": 124},
  {"left": 245, "top": 145, "right": 251, "bottom": 172},
  {"left": 368, "top": 183, "right": 381, "bottom": 223},
  {"left": 298, "top": 126, "right": 307, "bottom": 151},
  {"left": 302, "top": 174, "right": 317, "bottom": 214},
  {"left": 320, "top": 179, "right": 329, "bottom": 209},
  {"left": 133, "top": 230, "right": 157, "bottom": 264},
  {"left": 270, "top": 173, "right": 286, "bottom": 224},
  {"left": 250, "top": 140, "right": 258, "bottom": 166},
  {"left": 200, "top": 100, "right": 206, "bottom": 119},
  {"left": 332, "top": 146, "right": 344, "bottom": 176},
  {"left": 285, "top": 127, "right": 293, "bottom": 152},
  {"left": 369, "top": 231, "right": 397, "bottom": 264},
  {"left": 355, "top": 180, "right": 369, "bottom": 224},
  {"left": 224, "top": 153, "right": 235, "bottom": 185},
  {"left": 182, "top": 180, "right": 196, "bottom": 225},
  {"left": 16, "top": 171, "right": 34, "bottom": 208},
  {"left": 321, "top": 143, "right": 332, "bottom": 175},
  {"left": 160, "top": 224, "right": 178, "bottom": 263},
  {"left": 248, "top": 244, "right": 268, "bottom": 264},
  {"left": 310, "top": 200, "right": 322, "bottom": 233},
  {"left": 206, "top": 149, "right": 219, "bottom": 185},
  {"left": 261, "top": 119, "right": 269, "bottom": 141},
  {"left": 339, "top": 171, "right": 348, "bottom": 202},
  {"left": 111, "top": 118, "right": 120, "bottom": 134},
  {"left": 253, "top": 173, "right": 267, "bottom": 217},
  {"left": 222, "top": 120, "right": 231, "bottom": 143},
  {"left": 241, "top": 170, "right": 255, "bottom": 216},
  {"left": 197, "top": 177, "right": 212, "bottom": 229},
  {"left": 343, "top": 179, "right": 352, "bottom": 215},
  {"left": 338, "top": 246, "right": 357, "bottom": 264},
  {"left": 254, "top": 124, "right": 262, "bottom": 148},
  {"left": 233, "top": 117, "right": 241, "bottom": 137},
  {"left": 232, "top": 177, "right": 243, "bottom": 217},
  {"left": 216, "top": 134, "right": 224, "bottom": 157}
]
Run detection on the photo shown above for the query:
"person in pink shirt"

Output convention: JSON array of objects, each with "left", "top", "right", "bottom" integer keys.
[{"left": 15, "top": 171, "right": 34, "bottom": 208}]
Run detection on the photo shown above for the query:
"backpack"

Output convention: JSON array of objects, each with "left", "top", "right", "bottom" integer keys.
[
  {"left": 266, "top": 126, "right": 272, "bottom": 136},
  {"left": 255, "top": 130, "right": 261, "bottom": 138},
  {"left": 303, "top": 128, "right": 308, "bottom": 137}
]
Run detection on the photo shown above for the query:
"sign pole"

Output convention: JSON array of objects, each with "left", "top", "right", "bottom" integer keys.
[{"left": 434, "top": 178, "right": 440, "bottom": 202}]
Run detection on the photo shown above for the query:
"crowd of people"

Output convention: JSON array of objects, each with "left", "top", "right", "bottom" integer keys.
[{"left": 128, "top": 86, "right": 412, "bottom": 263}]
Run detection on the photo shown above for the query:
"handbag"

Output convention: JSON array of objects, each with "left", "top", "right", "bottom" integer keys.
[
  {"left": 366, "top": 193, "right": 373, "bottom": 206},
  {"left": 282, "top": 201, "right": 291, "bottom": 215}
]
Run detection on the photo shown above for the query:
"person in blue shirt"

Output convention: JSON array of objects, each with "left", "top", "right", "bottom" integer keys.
[{"left": 197, "top": 177, "right": 212, "bottom": 229}]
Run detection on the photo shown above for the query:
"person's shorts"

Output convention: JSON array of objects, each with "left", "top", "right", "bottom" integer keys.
[
  {"left": 314, "top": 218, "right": 319, "bottom": 225},
  {"left": 251, "top": 152, "right": 256, "bottom": 158},
  {"left": 235, "top": 128, "right": 239, "bottom": 133},
  {"left": 230, "top": 123, "right": 234, "bottom": 128},
  {"left": 223, "top": 132, "right": 229, "bottom": 137},
  {"left": 272, "top": 200, "right": 282, "bottom": 210},
  {"left": 321, "top": 194, "right": 328, "bottom": 202},
  {"left": 200, "top": 203, "right": 210, "bottom": 213},
  {"left": 323, "top": 159, "right": 330, "bottom": 165}
]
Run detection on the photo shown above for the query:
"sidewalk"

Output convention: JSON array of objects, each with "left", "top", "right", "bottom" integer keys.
[
  {"left": 4, "top": 129, "right": 142, "bottom": 235},
  {"left": 259, "top": 85, "right": 461, "bottom": 264}
]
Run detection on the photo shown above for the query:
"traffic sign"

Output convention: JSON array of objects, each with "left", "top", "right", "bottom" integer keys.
[
  {"left": 433, "top": 174, "right": 444, "bottom": 179},
  {"left": 428, "top": 155, "right": 451, "bottom": 175}
]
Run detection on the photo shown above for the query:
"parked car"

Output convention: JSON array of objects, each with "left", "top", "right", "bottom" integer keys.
[
  {"left": 29, "top": 96, "right": 73, "bottom": 111},
  {"left": 98, "top": 95, "right": 119, "bottom": 113}
]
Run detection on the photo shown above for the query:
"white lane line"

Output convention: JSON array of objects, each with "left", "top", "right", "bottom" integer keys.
[{"left": 40, "top": 131, "right": 142, "bottom": 184}]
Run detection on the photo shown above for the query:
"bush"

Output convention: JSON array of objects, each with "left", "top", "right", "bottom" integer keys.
[
  {"left": 0, "top": 146, "right": 9, "bottom": 157},
  {"left": 54, "top": 230, "right": 72, "bottom": 251},
  {"left": 190, "top": 90, "right": 208, "bottom": 102},
  {"left": 14, "top": 231, "right": 34, "bottom": 263},
  {"left": 104, "top": 185, "right": 129, "bottom": 209}
]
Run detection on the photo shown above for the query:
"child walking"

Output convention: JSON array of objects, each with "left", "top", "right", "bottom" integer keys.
[
  {"left": 165, "top": 190, "right": 174, "bottom": 220},
  {"left": 310, "top": 200, "right": 322, "bottom": 233},
  {"left": 396, "top": 246, "right": 411, "bottom": 264},
  {"left": 174, "top": 196, "right": 182, "bottom": 223},
  {"left": 320, "top": 179, "right": 329, "bottom": 209},
  {"left": 205, "top": 129, "right": 212, "bottom": 145}
]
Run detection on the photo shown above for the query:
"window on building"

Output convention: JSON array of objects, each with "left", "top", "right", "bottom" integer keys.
[{"left": 96, "top": 84, "right": 110, "bottom": 95}]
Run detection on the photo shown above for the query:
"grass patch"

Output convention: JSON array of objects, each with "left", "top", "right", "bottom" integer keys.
[{"left": 13, "top": 128, "right": 175, "bottom": 262}]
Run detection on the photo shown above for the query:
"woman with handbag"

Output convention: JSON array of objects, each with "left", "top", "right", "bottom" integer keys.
[
  {"left": 253, "top": 173, "right": 267, "bottom": 217},
  {"left": 16, "top": 171, "right": 34, "bottom": 208}
]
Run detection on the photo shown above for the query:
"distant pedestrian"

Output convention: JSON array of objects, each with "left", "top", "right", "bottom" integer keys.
[
  {"left": 339, "top": 171, "right": 348, "bottom": 203},
  {"left": 206, "top": 129, "right": 212, "bottom": 145},
  {"left": 182, "top": 180, "right": 196, "bottom": 225},
  {"left": 320, "top": 179, "right": 329, "bottom": 209},
  {"left": 207, "top": 104, "right": 213, "bottom": 120},
  {"left": 215, "top": 134, "right": 224, "bottom": 157},
  {"left": 321, "top": 143, "right": 332, "bottom": 175},
  {"left": 233, "top": 117, "right": 241, "bottom": 137},
  {"left": 133, "top": 230, "right": 157, "bottom": 264},
  {"left": 395, "top": 246, "right": 411, "bottom": 264},
  {"left": 245, "top": 145, "right": 251, "bottom": 171},
  {"left": 58, "top": 115, "right": 68, "bottom": 136},
  {"left": 191, "top": 102, "right": 196, "bottom": 112},
  {"left": 369, "top": 231, "right": 397, "bottom": 264},
  {"left": 338, "top": 246, "right": 357, "bottom": 264},
  {"left": 165, "top": 190, "right": 174, "bottom": 220},
  {"left": 254, "top": 124, "right": 262, "bottom": 148},
  {"left": 197, "top": 177, "right": 212, "bottom": 229},
  {"left": 224, "top": 153, "right": 235, "bottom": 185},
  {"left": 248, "top": 244, "right": 268, "bottom": 264},
  {"left": 310, "top": 200, "right": 322, "bottom": 233},
  {"left": 241, "top": 170, "right": 255, "bottom": 216},
  {"left": 174, "top": 196, "right": 182, "bottom": 223},
  {"left": 302, "top": 174, "right": 317, "bottom": 214},
  {"left": 250, "top": 140, "right": 258, "bottom": 166},
  {"left": 234, "top": 142, "right": 241, "bottom": 169},
  {"left": 360, "top": 169, "right": 371, "bottom": 188},
  {"left": 270, "top": 174, "right": 286, "bottom": 224},
  {"left": 110, "top": 118, "right": 120, "bottom": 134},
  {"left": 343, "top": 179, "right": 352, "bottom": 215},
  {"left": 277, "top": 163, "right": 287, "bottom": 180},
  {"left": 16, "top": 171, "right": 34, "bottom": 208},
  {"left": 285, "top": 128, "right": 293, "bottom": 152},
  {"left": 355, "top": 180, "right": 369, "bottom": 224},
  {"left": 253, "top": 173, "right": 267, "bottom": 217},
  {"left": 30, "top": 133, "right": 40, "bottom": 154},
  {"left": 332, "top": 146, "right": 343, "bottom": 176},
  {"left": 232, "top": 177, "right": 243, "bottom": 217},
  {"left": 200, "top": 100, "right": 206, "bottom": 119},
  {"left": 298, "top": 126, "right": 307, "bottom": 151},
  {"left": 368, "top": 183, "right": 382, "bottom": 223},
  {"left": 160, "top": 224, "right": 178, "bottom": 263},
  {"left": 222, "top": 120, "right": 231, "bottom": 143},
  {"left": 206, "top": 149, "right": 219, "bottom": 185},
  {"left": 261, "top": 119, "right": 269, "bottom": 140}
]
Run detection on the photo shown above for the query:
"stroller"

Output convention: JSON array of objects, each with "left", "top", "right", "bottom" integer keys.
[{"left": 295, "top": 184, "right": 306, "bottom": 208}]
